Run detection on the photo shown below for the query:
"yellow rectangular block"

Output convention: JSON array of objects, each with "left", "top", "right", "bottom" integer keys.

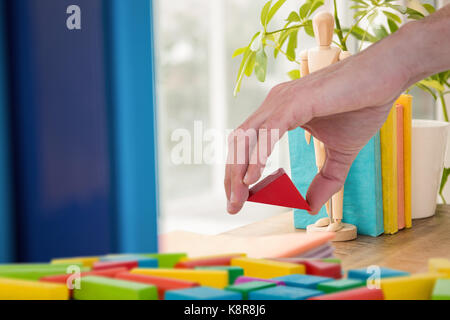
[
  {"left": 396, "top": 94, "right": 412, "bottom": 228},
  {"left": 429, "top": 258, "right": 450, "bottom": 277},
  {"left": 380, "top": 273, "right": 442, "bottom": 300},
  {"left": 130, "top": 268, "right": 229, "bottom": 288},
  {"left": 0, "top": 277, "right": 69, "bottom": 300},
  {"left": 51, "top": 256, "right": 99, "bottom": 268},
  {"left": 230, "top": 258, "right": 305, "bottom": 279},
  {"left": 179, "top": 253, "right": 247, "bottom": 262},
  {"left": 380, "top": 104, "right": 398, "bottom": 234}
]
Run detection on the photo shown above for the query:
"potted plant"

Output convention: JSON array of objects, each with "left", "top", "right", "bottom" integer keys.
[{"left": 232, "top": 0, "right": 450, "bottom": 220}]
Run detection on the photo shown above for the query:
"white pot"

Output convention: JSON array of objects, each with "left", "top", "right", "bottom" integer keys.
[{"left": 411, "top": 119, "right": 449, "bottom": 219}]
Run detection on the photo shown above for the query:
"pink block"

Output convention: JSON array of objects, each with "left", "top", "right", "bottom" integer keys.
[{"left": 234, "top": 276, "right": 285, "bottom": 286}]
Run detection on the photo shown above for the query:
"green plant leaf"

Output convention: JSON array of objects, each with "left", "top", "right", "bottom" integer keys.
[
  {"left": 304, "top": 20, "right": 314, "bottom": 38},
  {"left": 351, "top": 0, "right": 369, "bottom": 6},
  {"left": 254, "top": 47, "right": 268, "bottom": 82},
  {"left": 373, "top": 24, "right": 388, "bottom": 40},
  {"left": 286, "top": 29, "right": 298, "bottom": 61},
  {"left": 419, "top": 79, "right": 445, "bottom": 92},
  {"left": 346, "top": 26, "right": 377, "bottom": 43},
  {"left": 387, "top": 18, "right": 398, "bottom": 33},
  {"left": 309, "top": 0, "right": 324, "bottom": 16},
  {"left": 260, "top": 1, "right": 272, "bottom": 27},
  {"left": 287, "top": 69, "right": 300, "bottom": 80},
  {"left": 404, "top": 7, "right": 425, "bottom": 20},
  {"left": 266, "top": 0, "right": 286, "bottom": 26},
  {"left": 232, "top": 46, "right": 247, "bottom": 58},
  {"left": 234, "top": 48, "right": 252, "bottom": 96},
  {"left": 299, "top": 1, "right": 311, "bottom": 20},
  {"left": 422, "top": 4, "right": 435, "bottom": 15},
  {"left": 286, "top": 11, "right": 300, "bottom": 23},
  {"left": 244, "top": 51, "right": 256, "bottom": 77},
  {"left": 439, "top": 168, "right": 450, "bottom": 203},
  {"left": 382, "top": 10, "right": 402, "bottom": 23}
]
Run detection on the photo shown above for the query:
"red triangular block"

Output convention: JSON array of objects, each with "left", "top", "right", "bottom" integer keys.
[{"left": 247, "top": 168, "right": 310, "bottom": 211}]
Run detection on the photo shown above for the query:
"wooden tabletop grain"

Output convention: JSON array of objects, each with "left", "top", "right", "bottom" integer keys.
[{"left": 222, "top": 205, "right": 450, "bottom": 273}]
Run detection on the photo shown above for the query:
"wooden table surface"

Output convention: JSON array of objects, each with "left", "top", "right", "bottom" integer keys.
[{"left": 222, "top": 205, "right": 450, "bottom": 273}]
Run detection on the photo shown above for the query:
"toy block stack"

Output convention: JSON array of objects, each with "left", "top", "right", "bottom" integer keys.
[{"left": 0, "top": 253, "right": 449, "bottom": 300}]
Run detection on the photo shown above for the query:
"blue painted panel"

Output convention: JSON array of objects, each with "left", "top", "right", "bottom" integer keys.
[
  {"left": 8, "top": 0, "right": 113, "bottom": 261},
  {"left": 0, "top": 0, "right": 13, "bottom": 263},
  {"left": 348, "top": 267, "right": 409, "bottom": 281},
  {"left": 166, "top": 287, "right": 242, "bottom": 300},
  {"left": 288, "top": 128, "right": 384, "bottom": 237},
  {"left": 248, "top": 286, "right": 322, "bottom": 300},
  {"left": 106, "top": 0, "right": 159, "bottom": 253}
]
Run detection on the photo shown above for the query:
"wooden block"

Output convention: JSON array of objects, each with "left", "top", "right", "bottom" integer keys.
[
  {"left": 317, "top": 279, "right": 365, "bottom": 293},
  {"left": 73, "top": 276, "right": 158, "bottom": 300},
  {"left": 273, "top": 274, "right": 333, "bottom": 289},
  {"left": 247, "top": 168, "right": 311, "bottom": 211},
  {"left": 96, "top": 257, "right": 158, "bottom": 268},
  {"left": 104, "top": 253, "right": 187, "bottom": 268},
  {"left": 0, "top": 266, "right": 89, "bottom": 281},
  {"left": 195, "top": 266, "right": 244, "bottom": 284},
  {"left": 396, "top": 104, "right": 405, "bottom": 230},
  {"left": 178, "top": 253, "right": 246, "bottom": 262},
  {"left": 248, "top": 286, "right": 321, "bottom": 300},
  {"left": 432, "top": 279, "right": 450, "bottom": 300},
  {"left": 226, "top": 281, "right": 276, "bottom": 300},
  {"left": 348, "top": 267, "right": 409, "bottom": 281},
  {"left": 165, "top": 286, "right": 242, "bottom": 300},
  {"left": 40, "top": 267, "right": 128, "bottom": 284},
  {"left": 308, "top": 287, "right": 384, "bottom": 300},
  {"left": 234, "top": 276, "right": 285, "bottom": 286},
  {"left": 380, "top": 273, "right": 442, "bottom": 300},
  {"left": 429, "top": 258, "right": 450, "bottom": 277},
  {"left": 176, "top": 254, "right": 245, "bottom": 268},
  {"left": 115, "top": 272, "right": 199, "bottom": 300},
  {"left": 230, "top": 258, "right": 305, "bottom": 279},
  {"left": 131, "top": 268, "right": 229, "bottom": 289},
  {"left": 0, "top": 277, "right": 69, "bottom": 300},
  {"left": 51, "top": 256, "right": 99, "bottom": 268}
]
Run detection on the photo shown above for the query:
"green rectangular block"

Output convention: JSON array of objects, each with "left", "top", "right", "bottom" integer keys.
[
  {"left": 321, "top": 258, "right": 341, "bottom": 264},
  {"left": 0, "top": 266, "right": 90, "bottom": 280},
  {"left": 226, "top": 281, "right": 277, "bottom": 300},
  {"left": 196, "top": 266, "right": 244, "bottom": 284},
  {"left": 73, "top": 276, "right": 158, "bottom": 300},
  {"left": 317, "top": 279, "right": 365, "bottom": 293},
  {"left": 432, "top": 279, "right": 450, "bottom": 300},
  {"left": 143, "top": 253, "right": 187, "bottom": 268}
]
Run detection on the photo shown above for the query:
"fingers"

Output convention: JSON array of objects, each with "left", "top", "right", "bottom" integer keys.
[{"left": 306, "top": 149, "right": 357, "bottom": 214}]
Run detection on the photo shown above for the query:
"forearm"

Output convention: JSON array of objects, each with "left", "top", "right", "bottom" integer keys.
[{"left": 400, "top": 4, "right": 450, "bottom": 85}]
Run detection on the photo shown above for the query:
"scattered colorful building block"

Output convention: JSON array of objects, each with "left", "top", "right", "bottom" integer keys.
[
  {"left": 40, "top": 267, "right": 128, "bottom": 284},
  {"left": 103, "top": 253, "right": 187, "bottom": 268},
  {"left": 308, "top": 287, "right": 384, "bottom": 300},
  {"left": 431, "top": 279, "right": 450, "bottom": 300},
  {"left": 317, "top": 279, "right": 365, "bottom": 293},
  {"left": 0, "top": 277, "right": 69, "bottom": 300},
  {"left": 231, "top": 258, "right": 305, "bottom": 279},
  {"left": 195, "top": 266, "right": 244, "bottom": 284},
  {"left": 51, "top": 256, "right": 100, "bottom": 268},
  {"left": 130, "top": 268, "right": 229, "bottom": 289},
  {"left": 380, "top": 273, "right": 442, "bottom": 300},
  {"left": 226, "top": 281, "right": 276, "bottom": 300},
  {"left": 429, "top": 258, "right": 450, "bottom": 277},
  {"left": 248, "top": 285, "right": 322, "bottom": 300},
  {"left": 234, "top": 276, "right": 285, "bottom": 286},
  {"left": 347, "top": 267, "right": 409, "bottom": 281},
  {"left": 247, "top": 168, "right": 311, "bottom": 210},
  {"left": 0, "top": 266, "right": 90, "bottom": 281},
  {"left": 277, "top": 259, "right": 342, "bottom": 279},
  {"left": 273, "top": 274, "right": 333, "bottom": 289},
  {"left": 94, "top": 257, "right": 157, "bottom": 270},
  {"left": 73, "top": 276, "right": 158, "bottom": 300},
  {"left": 175, "top": 254, "right": 245, "bottom": 268},
  {"left": 165, "top": 286, "right": 242, "bottom": 300},
  {"left": 114, "top": 272, "right": 199, "bottom": 300}
]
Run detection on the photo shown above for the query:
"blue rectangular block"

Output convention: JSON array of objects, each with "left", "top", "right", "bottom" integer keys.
[
  {"left": 248, "top": 286, "right": 322, "bottom": 300},
  {"left": 273, "top": 274, "right": 333, "bottom": 289},
  {"left": 165, "top": 287, "right": 242, "bottom": 300},
  {"left": 347, "top": 267, "right": 409, "bottom": 281},
  {"left": 288, "top": 128, "right": 384, "bottom": 237}
]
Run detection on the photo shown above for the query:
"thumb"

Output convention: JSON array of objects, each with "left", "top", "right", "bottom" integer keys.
[{"left": 305, "top": 150, "right": 357, "bottom": 214}]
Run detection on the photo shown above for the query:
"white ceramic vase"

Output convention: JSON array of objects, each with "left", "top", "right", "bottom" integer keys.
[{"left": 411, "top": 119, "right": 449, "bottom": 219}]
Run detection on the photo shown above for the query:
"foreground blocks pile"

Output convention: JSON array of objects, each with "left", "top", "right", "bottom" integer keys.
[{"left": 0, "top": 253, "right": 449, "bottom": 300}]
